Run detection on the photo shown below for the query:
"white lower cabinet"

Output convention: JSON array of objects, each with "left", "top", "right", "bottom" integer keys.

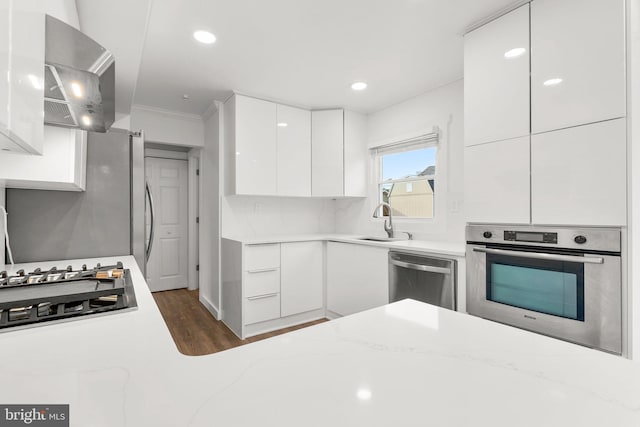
[
  {"left": 326, "top": 242, "right": 389, "bottom": 317},
  {"left": 281, "top": 241, "right": 323, "bottom": 317},
  {"left": 222, "top": 239, "right": 325, "bottom": 339},
  {"left": 464, "top": 136, "right": 531, "bottom": 224},
  {"left": 244, "top": 292, "right": 281, "bottom": 325},
  {"left": 244, "top": 268, "right": 280, "bottom": 300},
  {"left": 531, "top": 118, "right": 626, "bottom": 226},
  {"left": 243, "top": 244, "right": 281, "bottom": 326}
]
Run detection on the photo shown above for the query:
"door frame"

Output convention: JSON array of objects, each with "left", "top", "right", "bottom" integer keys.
[
  {"left": 187, "top": 149, "right": 201, "bottom": 290},
  {"left": 144, "top": 144, "right": 201, "bottom": 291}
]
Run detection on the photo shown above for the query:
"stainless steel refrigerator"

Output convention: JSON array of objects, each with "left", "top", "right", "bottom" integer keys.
[{"left": 5, "top": 129, "right": 147, "bottom": 273}]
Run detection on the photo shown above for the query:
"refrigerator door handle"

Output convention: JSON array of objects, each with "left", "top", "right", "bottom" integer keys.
[{"left": 145, "top": 181, "right": 156, "bottom": 260}]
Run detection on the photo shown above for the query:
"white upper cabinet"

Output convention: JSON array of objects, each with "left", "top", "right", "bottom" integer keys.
[
  {"left": 464, "top": 4, "right": 530, "bottom": 147},
  {"left": 465, "top": 136, "right": 531, "bottom": 224},
  {"left": 0, "top": 126, "right": 86, "bottom": 191},
  {"left": 225, "top": 95, "right": 364, "bottom": 198},
  {"left": 0, "top": 1, "right": 45, "bottom": 154},
  {"left": 531, "top": 119, "right": 626, "bottom": 226},
  {"left": 276, "top": 104, "right": 311, "bottom": 197},
  {"left": 312, "top": 109, "right": 344, "bottom": 197},
  {"left": 343, "top": 110, "right": 367, "bottom": 197},
  {"left": 227, "top": 95, "right": 278, "bottom": 195},
  {"left": 531, "top": 0, "right": 625, "bottom": 133}
]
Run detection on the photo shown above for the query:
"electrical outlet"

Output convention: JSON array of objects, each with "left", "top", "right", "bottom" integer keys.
[
  {"left": 450, "top": 199, "right": 462, "bottom": 214},
  {"left": 254, "top": 203, "right": 262, "bottom": 214}
]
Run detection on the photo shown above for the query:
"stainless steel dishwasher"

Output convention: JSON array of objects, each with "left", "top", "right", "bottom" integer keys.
[{"left": 389, "top": 251, "right": 456, "bottom": 310}]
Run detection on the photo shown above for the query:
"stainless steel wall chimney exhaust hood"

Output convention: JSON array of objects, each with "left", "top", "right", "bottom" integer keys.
[{"left": 44, "top": 15, "right": 115, "bottom": 133}]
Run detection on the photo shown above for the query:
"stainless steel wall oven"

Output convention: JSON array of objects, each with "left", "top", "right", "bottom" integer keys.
[{"left": 466, "top": 225, "right": 622, "bottom": 354}]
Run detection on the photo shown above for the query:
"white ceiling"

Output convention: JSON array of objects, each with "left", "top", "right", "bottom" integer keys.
[
  {"left": 78, "top": 0, "right": 520, "bottom": 116},
  {"left": 75, "top": 0, "right": 153, "bottom": 117}
]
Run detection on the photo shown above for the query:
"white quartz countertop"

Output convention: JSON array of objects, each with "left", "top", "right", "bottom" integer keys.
[
  {"left": 223, "top": 233, "right": 467, "bottom": 257},
  {"left": 1, "top": 256, "right": 639, "bottom": 426}
]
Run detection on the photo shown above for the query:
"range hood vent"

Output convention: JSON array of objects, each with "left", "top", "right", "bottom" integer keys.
[{"left": 44, "top": 15, "right": 115, "bottom": 133}]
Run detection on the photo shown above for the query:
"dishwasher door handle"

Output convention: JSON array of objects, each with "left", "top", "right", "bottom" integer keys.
[{"left": 389, "top": 258, "right": 452, "bottom": 275}]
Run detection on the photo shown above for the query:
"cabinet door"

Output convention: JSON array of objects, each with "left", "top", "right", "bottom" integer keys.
[
  {"left": 0, "top": 1, "right": 9, "bottom": 150},
  {"left": 531, "top": 0, "right": 625, "bottom": 133},
  {"left": 277, "top": 104, "right": 311, "bottom": 196},
  {"left": 464, "top": 136, "right": 530, "bottom": 224},
  {"left": 244, "top": 293, "right": 280, "bottom": 325},
  {"left": 343, "top": 110, "right": 367, "bottom": 197},
  {"left": 531, "top": 119, "right": 626, "bottom": 226},
  {"left": 464, "top": 4, "right": 530, "bottom": 147},
  {"left": 0, "top": 3, "right": 44, "bottom": 154},
  {"left": 235, "top": 95, "right": 277, "bottom": 195},
  {"left": 0, "top": 126, "right": 86, "bottom": 190},
  {"left": 312, "top": 109, "right": 344, "bottom": 196},
  {"left": 327, "top": 242, "right": 389, "bottom": 317},
  {"left": 281, "top": 241, "right": 323, "bottom": 317}
]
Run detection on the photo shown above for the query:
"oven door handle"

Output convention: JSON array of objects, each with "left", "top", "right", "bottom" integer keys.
[{"left": 472, "top": 247, "right": 604, "bottom": 264}]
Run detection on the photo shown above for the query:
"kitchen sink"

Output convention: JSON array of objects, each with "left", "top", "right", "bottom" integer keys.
[{"left": 357, "top": 237, "right": 405, "bottom": 242}]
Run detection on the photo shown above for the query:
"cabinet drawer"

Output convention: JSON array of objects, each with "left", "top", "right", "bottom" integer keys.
[
  {"left": 244, "top": 293, "right": 280, "bottom": 325},
  {"left": 245, "top": 244, "right": 280, "bottom": 271},
  {"left": 244, "top": 269, "right": 280, "bottom": 298}
]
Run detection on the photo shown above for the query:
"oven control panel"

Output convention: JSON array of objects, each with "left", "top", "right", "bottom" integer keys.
[{"left": 503, "top": 231, "right": 558, "bottom": 244}]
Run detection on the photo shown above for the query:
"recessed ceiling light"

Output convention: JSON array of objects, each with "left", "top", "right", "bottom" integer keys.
[
  {"left": 543, "top": 78, "right": 563, "bottom": 87},
  {"left": 356, "top": 388, "right": 372, "bottom": 401},
  {"left": 504, "top": 47, "right": 526, "bottom": 59},
  {"left": 183, "top": 94, "right": 190, "bottom": 100},
  {"left": 277, "top": 122, "right": 288, "bottom": 127},
  {"left": 351, "top": 82, "right": 368, "bottom": 91},
  {"left": 193, "top": 30, "right": 216, "bottom": 44},
  {"left": 81, "top": 115, "right": 92, "bottom": 126}
]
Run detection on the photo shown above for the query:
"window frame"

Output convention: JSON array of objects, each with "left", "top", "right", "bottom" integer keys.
[{"left": 371, "top": 130, "right": 439, "bottom": 221}]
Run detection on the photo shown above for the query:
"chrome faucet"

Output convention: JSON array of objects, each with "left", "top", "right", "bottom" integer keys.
[{"left": 372, "top": 202, "right": 394, "bottom": 238}]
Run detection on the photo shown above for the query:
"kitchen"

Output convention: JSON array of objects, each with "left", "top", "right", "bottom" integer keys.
[{"left": 1, "top": 0, "right": 640, "bottom": 425}]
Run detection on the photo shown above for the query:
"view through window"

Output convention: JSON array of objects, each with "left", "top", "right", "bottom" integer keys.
[{"left": 378, "top": 146, "right": 436, "bottom": 218}]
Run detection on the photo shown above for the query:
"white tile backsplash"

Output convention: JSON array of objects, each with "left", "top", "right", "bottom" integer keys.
[{"left": 221, "top": 196, "right": 336, "bottom": 238}]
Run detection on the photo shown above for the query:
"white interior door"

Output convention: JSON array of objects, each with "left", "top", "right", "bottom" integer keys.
[{"left": 145, "top": 157, "right": 189, "bottom": 292}]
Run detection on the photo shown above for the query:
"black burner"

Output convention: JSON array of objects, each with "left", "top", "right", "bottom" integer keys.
[{"left": 0, "top": 262, "right": 137, "bottom": 330}]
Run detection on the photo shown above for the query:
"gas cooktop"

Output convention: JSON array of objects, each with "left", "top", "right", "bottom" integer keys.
[{"left": 0, "top": 261, "right": 138, "bottom": 331}]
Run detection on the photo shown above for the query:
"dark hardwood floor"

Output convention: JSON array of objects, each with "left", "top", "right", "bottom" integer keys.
[{"left": 153, "top": 288, "right": 328, "bottom": 356}]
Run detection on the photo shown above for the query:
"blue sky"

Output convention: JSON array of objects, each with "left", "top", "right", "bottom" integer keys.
[{"left": 382, "top": 147, "right": 436, "bottom": 181}]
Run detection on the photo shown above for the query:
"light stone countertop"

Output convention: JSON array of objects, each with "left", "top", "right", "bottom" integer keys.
[
  {"left": 0, "top": 255, "right": 639, "bottom": 426},
  {"left": 223, "top": 233, "right": 467, "bottom": 257}
]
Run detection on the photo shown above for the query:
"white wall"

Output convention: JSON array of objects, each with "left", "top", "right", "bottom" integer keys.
[
  {"left": 334, "top": 80, "right": 465, "bottom": 243},
  {"left": 112, "top": 114, "right": 131, "bottom": 131},
  {"left": 199, "top": 103, "right": 222, "bottom": 317},
  {"left": 131, "top": 105, "right": 205, "bottom": 147},
  {"left": 629, "top": 0, "right": 640, "bottom": 361}
]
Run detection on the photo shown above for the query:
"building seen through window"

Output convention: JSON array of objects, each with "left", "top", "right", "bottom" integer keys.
[{"left": 378, "top": 146, "right": 436, "bottom": 218}]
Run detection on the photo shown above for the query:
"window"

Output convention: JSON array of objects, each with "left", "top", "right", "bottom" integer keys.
[{"left": 373, "top": 132, "right": 438, "bottom": 219}]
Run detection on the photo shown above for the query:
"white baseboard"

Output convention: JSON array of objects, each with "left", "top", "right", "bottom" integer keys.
[
  {"left": 199, "top": 295, "right": 220, "bottom": 320},
  {"left": 242, "top": 308, "right": 327, "bottom": 339},
  {"left": 325, "top": 310, "right": 342, "bottom": 320}
]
